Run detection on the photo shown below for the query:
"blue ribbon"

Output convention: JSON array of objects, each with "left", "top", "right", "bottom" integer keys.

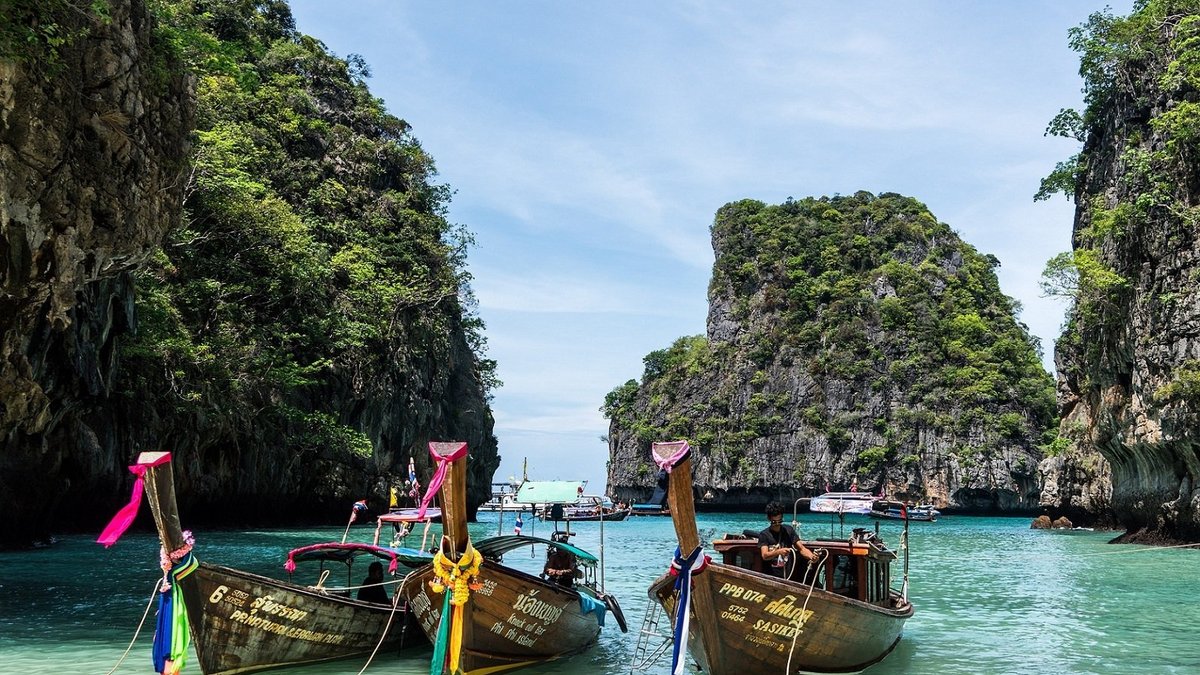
[
  {"left": 152, "top": 551, "right": 197, "bottom": 674},
  {"left": 670, "top": 545, "right": 705, "bottom": 675},
  {"left": 151, "top": 581, "right": 173, "bottom": 673}
]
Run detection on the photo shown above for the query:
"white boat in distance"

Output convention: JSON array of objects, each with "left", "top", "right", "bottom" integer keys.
[
  {"left": 809, "top": 491, "right": 876, "bottom": 515},
  {"left": 478, "top": 481, "right": 525, "bottom": 512}
]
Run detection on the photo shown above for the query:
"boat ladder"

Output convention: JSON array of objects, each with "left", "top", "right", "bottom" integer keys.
[{"left": 628, "top": 597, "right": 675, "bottom": 673}]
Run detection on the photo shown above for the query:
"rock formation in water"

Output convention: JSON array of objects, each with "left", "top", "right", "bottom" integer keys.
[
  {"left": 0, "top": 1, "right": 498, "bottom": 546},
  {"left": 606, "top": 193, "right": 1056, "bottom": 512},
  {"left": 1041, "top": 2, "right": 1200, "bottom": 542}
]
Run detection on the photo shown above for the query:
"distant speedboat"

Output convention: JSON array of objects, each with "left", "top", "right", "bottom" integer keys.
[{"left": 809, "top": 491, "right": 876, "bottom": 515}]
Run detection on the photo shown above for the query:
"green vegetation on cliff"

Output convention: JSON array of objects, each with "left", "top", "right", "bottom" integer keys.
[
  {"left": 1036, "top": 0, "right": 1200, "bottom": 537},
  {"left": 119, "top": 1, "right": 496, "bottom": 499},
  {"left": 606, "top": 192, "right": 1055, "bottom": 498}
]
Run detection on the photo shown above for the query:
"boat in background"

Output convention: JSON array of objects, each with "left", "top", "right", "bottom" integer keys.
[
  {"left": 399, "top": 442, "right": 627, "bottom": 674},
  {"left": 536, "top": 493, "right": 630, "bottom": 522},
  {"left": 480, "top": 459, "right": 528, "bottom": 512},
  {"left": 869, "top": 500, "right": 939, "bottom": 522},
  {"left": 642, "top": 440, "right": 913, "bottom": 674},
  {"left": 809, "top": 491, "right": 876, "bottom": 515},
  {"left": 480, "top": 482, "right": 525, "bottom": 512},
  {"left": 101, "top": 452, "right": 430, "bottom": 675},
  {"left": 628, "top": 503, "right": 671, "bottom": 516}
]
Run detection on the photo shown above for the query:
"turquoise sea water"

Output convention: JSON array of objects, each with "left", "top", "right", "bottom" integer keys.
[{"left": 2, "top": 512, "right": 1198, "bottom": 674}]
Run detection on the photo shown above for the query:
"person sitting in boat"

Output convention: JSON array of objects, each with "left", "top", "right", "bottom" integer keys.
[
  {"left": 543, "top": 532, "right": 579, "bottom": 588},
  {"left": 357, "top": 561, "right": 389, "bottom": 604},
  {"left": 758, "top": 502, "right": 819, "bottom": 581}
]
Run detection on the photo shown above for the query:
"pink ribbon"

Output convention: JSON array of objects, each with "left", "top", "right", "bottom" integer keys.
[
  {"left": 416, "top": 441, "right": 468, "bottom": 519},
  {"left": 97, "top": 453, "right": 172, "bottom": 548},
  {"left": 652, "top": 440, "right": 691, "bottom": 473}
]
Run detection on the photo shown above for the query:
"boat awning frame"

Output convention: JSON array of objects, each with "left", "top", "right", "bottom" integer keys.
[
  {"left": 515, "top": 480, "right": 586, "bottom": 505},
  {"left": 285, "top": 542, "right": 433, "bottom": 570},
  {"left": 475, "top": 534, "right": 598, "bottom": 565}
]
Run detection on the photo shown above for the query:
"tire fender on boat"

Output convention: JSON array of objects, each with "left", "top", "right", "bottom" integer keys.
[{"left": 603, "top": 593, "right": 628, "bottom": 633}]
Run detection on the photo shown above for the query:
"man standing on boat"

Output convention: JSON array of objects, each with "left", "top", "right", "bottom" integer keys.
[{"left": 759, "top": 502, "right": 819, "bottom": 581}]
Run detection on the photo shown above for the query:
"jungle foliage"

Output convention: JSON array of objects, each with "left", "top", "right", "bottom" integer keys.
[
  {"left": 121, "top": 1, "right": 495, "bottom": 463},
  {"left": 1040, "top": 1, "right": 1200, "bottom": 356}
]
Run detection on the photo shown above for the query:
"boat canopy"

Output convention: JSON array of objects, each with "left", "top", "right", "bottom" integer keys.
[
  {"left": 515, "top": 480, "right": 586, "bottom": 505},
  {"left": 285, "top": 542, "right": 433, "bottom": 570},
  {"left": 475, "top": 535, "right": 598, "bottom": 565},
  {"left": 377, "top": 507, "right": 441, "bottom": 523}
]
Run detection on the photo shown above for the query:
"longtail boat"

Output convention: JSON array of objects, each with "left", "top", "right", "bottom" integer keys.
[
  {"left": 399, "top": 441, "right": 628, "bottom": 674},
  {"left": 99, "top": 452, "right": 431, "bottom": 674},
  {"left": 646, "top": 441, "right": 913, "bottom": 674}
]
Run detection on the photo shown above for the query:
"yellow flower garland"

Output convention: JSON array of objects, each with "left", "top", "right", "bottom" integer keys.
[{"left": 429, "top": 541, "right": 484, "bottom": 673}]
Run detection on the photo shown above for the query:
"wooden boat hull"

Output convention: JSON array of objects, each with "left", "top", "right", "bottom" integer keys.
[
  {"left": 180, "top": 562, "right": 423, "bottom": 674},
  {"left": 648, "top": 563, "right": 911, "bottom": 674},
  {"left": 400, "top": 560, "right": 602, "bottom": 674}
]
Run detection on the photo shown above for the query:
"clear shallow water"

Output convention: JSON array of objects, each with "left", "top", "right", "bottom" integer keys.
[{"left": 2, "top": 512, "right": 1198, "bottom": 674}]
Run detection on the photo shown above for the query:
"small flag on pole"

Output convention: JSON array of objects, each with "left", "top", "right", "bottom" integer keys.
[
  {"left": 514, "top": 514, "right": 524, "bottom": 536},
  {"left": 350, "top": 499, "right": 368, "bottom": 523}
]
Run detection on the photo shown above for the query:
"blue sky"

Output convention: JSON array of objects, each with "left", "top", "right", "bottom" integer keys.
[{"left": 287, "top": 1, "right": 1133, "bottom": 492}]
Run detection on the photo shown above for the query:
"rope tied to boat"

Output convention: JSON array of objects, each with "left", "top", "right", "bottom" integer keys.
[
  {"left": 429, "top": 539, "right": 484, "bottom": 674},
  {"left": 667, "top": 545, "right": 710, "bottom": 675},
  {"left": 785, "top": 547, "right": 829, "bottom": 674}
]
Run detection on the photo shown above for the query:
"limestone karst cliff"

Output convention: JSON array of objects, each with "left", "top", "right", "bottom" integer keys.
[
  {"left": 1, "top": 0, "right": 193, "bottom": 544},
  {"left": 0, "top": 0, "right": 498, "bottom": 546},
  {"left": 606, "top": 193, "right": 1056, "bottom": 512},
  {"left": 1043, "top": 1, "right": 1200, "bottom": 542}
]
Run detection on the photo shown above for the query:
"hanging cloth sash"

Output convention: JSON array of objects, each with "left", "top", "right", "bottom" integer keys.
[
  {"left": 152, "top": 545, "right": 199, "bottom": 674},
  {"left": 97, "top": 453, "right": 172, "bottom": 547},
  {"left": 667, "top": 545, "right": 710, "bottom": 675},
  {"left": 416, "top": 442, "right": 468, "bottom": 520},
  {"left": 652, "top": 440, "right": 691, "bottom": 473},
  {"left": 428, "top": 537, "right": 483, "bottom": 675}
]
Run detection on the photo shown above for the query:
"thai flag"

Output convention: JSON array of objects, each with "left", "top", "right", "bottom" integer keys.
[
  {"left": 514, "top": 515, "right": 524, "bottom": 536},
  {"left": 350, "top": 499, "right": 368, "bottom": 522}
]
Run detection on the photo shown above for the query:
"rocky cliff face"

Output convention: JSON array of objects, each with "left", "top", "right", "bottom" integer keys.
[
  {"left": 0, "top": 1, "right": 498, "bottom": 546},
  {"left": 607, "top": 193, "right": 1056, "bottom": 512},
  {"left": 1047, "top": 2, "right": 1200, "bottom": 542},
  {"left": 0, "top": 0, "right": 193, "bottom": 544}
]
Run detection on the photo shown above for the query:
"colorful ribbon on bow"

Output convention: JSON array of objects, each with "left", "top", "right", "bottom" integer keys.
[
  {"left": 668, "top": 545, "right": 710, "bottom": 675},
  {"left": 428, "top": 539, "right": 483, "bottom": 675},
  {"left": 152, "top": 536, "right": 199, "bottom": 675},
  {"left": 416, "top": 442, "right": 468, "bottom": 520},
  {"left": 97, "top": 453, "right": 172, "bottom": 547},
  {"left": 651, "top": 440, "right": 691, "bottom": 473}
]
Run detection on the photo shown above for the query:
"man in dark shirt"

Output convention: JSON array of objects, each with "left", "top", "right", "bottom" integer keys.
[
  {"left": 543, "top": 532, "right": 579, "bottom": 588},
  {"left": 758, "top": 502, "right": 818, "bottom": 580},
  {"left": 357, "top": 561, "right": 389, "bottom": 604}
]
